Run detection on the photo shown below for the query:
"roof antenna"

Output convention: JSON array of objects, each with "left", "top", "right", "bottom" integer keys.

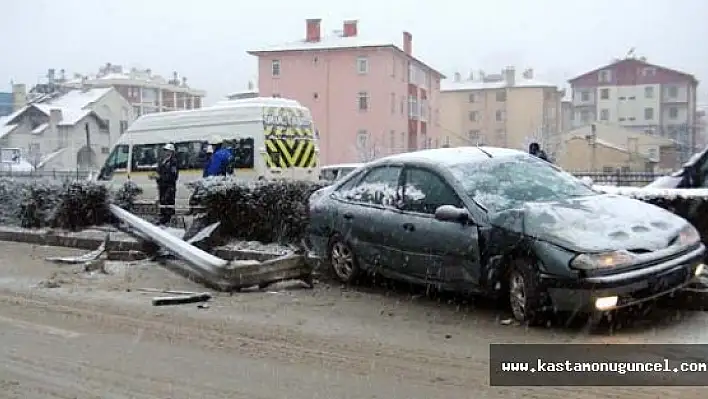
[{"left": 475, "top": 145, "right": 492, "bottom": 158}]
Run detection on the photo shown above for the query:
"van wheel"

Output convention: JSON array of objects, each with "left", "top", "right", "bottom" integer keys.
[
  {"left": 329, "top": 236, "right": 360, "bottom": 284},
  {"left": 508, "top": 258, "right": 551, "bottom": 326}
]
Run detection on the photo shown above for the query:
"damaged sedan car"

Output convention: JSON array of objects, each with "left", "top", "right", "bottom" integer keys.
[{"left": 307, "top": 147, "right": 706, "bottom": 324}]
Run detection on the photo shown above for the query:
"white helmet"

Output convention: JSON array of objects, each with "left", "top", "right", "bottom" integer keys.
[
  {"left": 163, "top": 143, "right": 175, "bottom": 151},
  {"left": 209, "top": 135, "right": 224, "bottom": 145}
]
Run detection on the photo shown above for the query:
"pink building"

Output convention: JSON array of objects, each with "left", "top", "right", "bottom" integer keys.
[{"left": 248, "top": 19, "right": 445, "bottom": 165}]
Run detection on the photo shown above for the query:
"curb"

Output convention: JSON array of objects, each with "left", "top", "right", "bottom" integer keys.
[{"left": 0, "top": 226, "right": 283, "bottom": 262}]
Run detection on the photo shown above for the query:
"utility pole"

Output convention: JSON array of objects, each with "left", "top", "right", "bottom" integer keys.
[{"left": 589, "top": 123, "right": 597, "bottom": 171}]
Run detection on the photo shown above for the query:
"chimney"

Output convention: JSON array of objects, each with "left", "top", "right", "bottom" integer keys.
[
  {"left": 305, "top": 19, "right": 322, "bottom": 42},
  {"left": 402, "top": 31, "right": 412, "bottom": 55},
  {"left": 504, "top": 66, "right": 515, "bottom": 86},
  {"left": 343, "top": 20, "right": 358, "bottom": 37},
  {"left": 49, "top": 109, "right": 63, "bottom": 127},
  {"left": 182, "top": 77, "right": 188, "bottom": 86},
  {"left": 453, "top": 72, "right": 461, "bottom": 82},
  {"left": 522, "top": 68, "right": 533, "bottom": 79},
  {"left": 12, "top": 83, "right": 27, "bottom": 111},
  {"left": 146, "top": 68, "right": 152, "bottom": 77},
  {"left": 468, "top": 70, "right": 474, "bottom": 81},
  {"left": 47, "top": 69, "right": 56, "bottom": 84}
]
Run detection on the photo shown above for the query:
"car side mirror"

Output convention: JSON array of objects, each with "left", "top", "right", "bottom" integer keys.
[{"left": 434, "top": 205, "right": 471, "bottom": 224}]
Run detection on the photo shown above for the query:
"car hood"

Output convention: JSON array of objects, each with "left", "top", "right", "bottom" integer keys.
[{"left": 490, "top": 194, "right": 687, "bottom": 253}]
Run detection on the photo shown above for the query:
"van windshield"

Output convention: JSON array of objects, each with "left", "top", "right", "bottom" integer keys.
[{"left": 98, "top": 145, "right": 129, "bottom": 180}]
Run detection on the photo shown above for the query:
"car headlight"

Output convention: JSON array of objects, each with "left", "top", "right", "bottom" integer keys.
[
  {"left": 570, "top": 250, "right": 635, "bottom": 270},
  {"left": 678, "top": 224, "right": 701, "bottom": 246}
]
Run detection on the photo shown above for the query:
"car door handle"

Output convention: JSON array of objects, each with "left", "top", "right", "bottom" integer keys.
[
  {"left": 402, "top": 223, "right": 415, "bottom": 231},
  {"left": 343, "top": 212, "right": 354, "bottom": 220}
]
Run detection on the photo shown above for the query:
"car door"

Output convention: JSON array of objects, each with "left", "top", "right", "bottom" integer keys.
[
  {"left": 391, "top": 166, "right": 481, "bottom": 286},
  {"left": 332, "top": 164, "right": 403, "bottom": 270}
]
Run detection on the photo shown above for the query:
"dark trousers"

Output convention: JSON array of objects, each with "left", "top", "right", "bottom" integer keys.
[{"left": 158, "top": 183, "right": 176, "bottom": 225}]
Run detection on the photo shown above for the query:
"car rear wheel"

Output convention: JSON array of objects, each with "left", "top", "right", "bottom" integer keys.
[
  {"left": 329, "top": 236, "right": 361, "bottom": 283},
  {"left": 508, "top": 258, "right": 550, "bottom": 325}
]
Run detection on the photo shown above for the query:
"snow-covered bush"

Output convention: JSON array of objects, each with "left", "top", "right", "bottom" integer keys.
[
  {"left": 0, "top": 179, "right": 142, "bottom": 230},
  {"left": 189, "top": 177, "right": 326, "bottom": 245}
]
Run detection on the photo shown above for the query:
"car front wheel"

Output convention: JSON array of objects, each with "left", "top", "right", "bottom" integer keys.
[
  {"left": 329, "top": 236, "right": 361, "bottom": 283},
  {"left": 508, "top": 258, "right": 550, "bottom": 325}
]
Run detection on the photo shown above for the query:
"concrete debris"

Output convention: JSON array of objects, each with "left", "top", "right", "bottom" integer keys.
[
  {"left": 108, "top": 205, "right": 314, "bottom": 292},
  {"left": 152, "top": 292, "right": 212, "bottom": 306},
  {"left": 45, "top": 234, "right": 108, "bottom": 264}
]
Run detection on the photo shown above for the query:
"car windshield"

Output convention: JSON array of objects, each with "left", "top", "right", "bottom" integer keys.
[{"left": 449, "top": 154, "right": 597, "bottom": 213}]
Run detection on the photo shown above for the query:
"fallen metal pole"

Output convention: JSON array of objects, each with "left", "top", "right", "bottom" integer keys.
[{"left": 109, "top": 204, "right": 228, "bottom": 274}]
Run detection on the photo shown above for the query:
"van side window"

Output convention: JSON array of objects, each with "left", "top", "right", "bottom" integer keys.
[
  {"left": 175, "top": 141, "right": 207, "bottom": 170},
  {"left": 232, "top": 138, "right": 255, "bottom": 169},
  {"left": 132, "top": 144, "right": 163, "bottom": 172}
]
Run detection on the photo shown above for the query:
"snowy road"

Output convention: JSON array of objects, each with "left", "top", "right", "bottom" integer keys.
[{"left": 0, "top": 242, "right": 705, "bottom": 398}]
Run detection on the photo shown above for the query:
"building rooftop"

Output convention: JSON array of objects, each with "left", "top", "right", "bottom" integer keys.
[
  {"left": 247, "top": 19, "right": 445, "bottom": 78},
  {"left": 55, "top": 64, "right": 206, "bottom": 96},
  {"left": 1, "top": 88, "right": 112, "bottom": 139},
  {"left": 568, "top": 57, "right": 698, "bottom": 84},
  {"left": 441, "top": 77, "right": 558, "bottom": 92}
]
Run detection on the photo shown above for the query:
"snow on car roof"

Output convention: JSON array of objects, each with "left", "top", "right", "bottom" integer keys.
[{"left": 379, "top": 146, "right": 524, "bottom": 166}]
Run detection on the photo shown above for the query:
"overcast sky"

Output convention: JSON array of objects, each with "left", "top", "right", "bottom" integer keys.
[{"left": 2, "top": 0, "right": 706, "bottom": 104}]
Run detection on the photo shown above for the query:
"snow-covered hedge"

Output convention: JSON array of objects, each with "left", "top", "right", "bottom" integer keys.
[
  {"left": 0, "top": 179, "right": 142, "bottom": 230},
  {"left": 189, "top": 177, "right": 326, "bottom": 245}
]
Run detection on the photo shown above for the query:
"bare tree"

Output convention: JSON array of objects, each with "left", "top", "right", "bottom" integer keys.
[{"left": 28, "top": 146, "right": 42, "bottom": 172}]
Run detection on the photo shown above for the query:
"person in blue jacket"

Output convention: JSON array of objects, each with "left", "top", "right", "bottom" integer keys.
[{"left": 203, "top": 135, "right": 233, "bottom": 177}]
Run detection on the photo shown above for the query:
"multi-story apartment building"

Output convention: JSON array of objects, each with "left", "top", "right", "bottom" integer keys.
[
  {"left": 568, "top": 57, "right": 699, "bottom": 161},
  {"left": 248, "top": 19, "right": 445, "bottom": 165},
  {"left": 440, "top": 68, "right": 564, "bottom": 158},
  {"left": 52, "top": 65, "right": 206, "bottom": 118}
]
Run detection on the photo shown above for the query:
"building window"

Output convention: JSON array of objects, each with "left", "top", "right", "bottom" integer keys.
[
  {"left": 600, "top": 88, "right": 609, "bottom": 100},
  {"left": 313, "top": 92, "right": 319, "bottom": 100},
  {"left": 356, "top": 130, "right": 369, "bottom": 149},
  {"left": 390, "top": 130, "right": 396, "bottom": 152},
  {"left": 399, "top": 97, "right": 404, "bottom": 114},
  {"left": 400, "top": 132, "right": 406, "bottom": 149},
  {"left": 598, "top": 70, "right": 612, "bottom": 83},
  {"left": 644, "top": 107, "right": 654, "bottom": 120},
  {"left": 272, "top": 93, "right": 281, "bottom": 98},
  {"left": 580, "top": 91, "right": 590, "bottom": 102},
  {"left": 642, "top": 67, "right": 656, "bottom": 76},
  {"left": 133, "top": 106, "right": 142, "bottom": 117},
  {"left": 101, "top": 147, "right": 110, "bottom": 154},
  {"left": 391, "top": 55, "right": 396, "bottom": 77},
  {"left": 357, "top": 57, "right": 369, "bottom": 74},
  {"left": 468, "top": 111, "right": 478, "bottom": 122},
  {"left": 271, "top": 60, "right": 281, "bottom": 76},
  {"left": 390, "top": 93, "right": 396, "bottom": 114},
  {"left": 408, "top": 96, "right": 419, "bottom": 118},
  {"left": 495, "top": 110, "right": 504, "bottom": 122},
  {"left": 644, "top": 87, "right": 654, "bottom": 98},
  {"left": 313, "top": 56, "right": 319, "bottom": 65},
  {"left": 496, "top": 91, "right": 506, "bottom": 102},
  {"left": 600, "top": 109, "right": 609, "bottom": 121},
  {"left": 468, "top": 93, "right": 476, "bottom": 103},
  {"left": 358, "top": 92, "right": 369, "bottom": 111},
  {"left": 468, "top": 130, "right": 480, "bottom": 142},
  {"left": 669, "top": 107, "right": 679, "bottom": 119},
  {"left": 668, "top": 86, "right": 678, "bottom": 98}
]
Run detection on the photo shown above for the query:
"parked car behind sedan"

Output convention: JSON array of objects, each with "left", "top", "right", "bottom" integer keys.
[
  {"left": 319, "top": 163, "right": 365, "bottom": 183},
  {"left": 307, "top": 147, "right": 706, "bottom": 324}
]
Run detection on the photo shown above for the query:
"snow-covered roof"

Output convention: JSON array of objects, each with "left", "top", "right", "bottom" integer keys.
[
  {"left": 0, "top": 120, "right": 18, "bottom": 140},
  {"left": 248, "top": 35, "right": 445, "bottom": 77},
  {"left": 380, "top": 146, "right": 524, "bottom": 166},
  {"left": 32, "top": 123, "right": 48, "bottom": 134},
  {"left": 7, "top": 88, "right": 111, "bottom": 127},
  {"left": 441, "top": 78, "right": 558, "bottom": 92}
]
